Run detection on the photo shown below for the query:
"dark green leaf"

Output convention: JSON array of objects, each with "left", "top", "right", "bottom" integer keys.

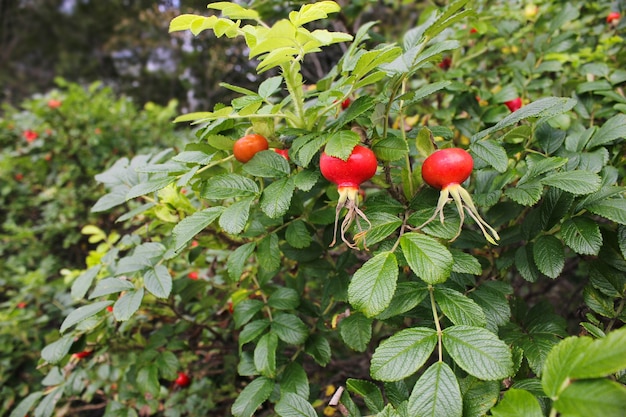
[
  {"left": 231, "top": 377, "right": 274, "bottom": 417},
  {"left": 435, "top": 287, "right": 486, "bottom": 328},
  {"left": 400, "top": 233, "right": 453, "bottom": 284},
  {"left": 372, "top": 135, "right": 408, "bottom": 162},
  {"left": 279, "top": 362, "right": 309, "bottom": 399},
  {"left": 254, "top": 332, "right": 278, "bottom": 378},
  {"left": 323, "top": 130, "right": 361, "bottom": 160},
  {"left": 243, "top": 150, "right": 291, "bottom": 178},
  {"left": 219, "top": 197, "right": 254, "bottom": 234},
  {"left": 41, "top": 335, "right": 74, "bottom": 364},
  {"left": 285, "top": 220, "right": 312, "bottom": 249},
  {"left": 275, "top": 392, "right": 317, "bottom": 417},
  {"left": 339, "top": 313, "right": 372, "bottom": 352},
  {"left": 540, "top": 171, "right": 601, "bottom": 195},
  {"left": 407, "top": 362, "right": 462, "bottom": 417},
  {"left": 305, "top": 334, "right": 331, "bottom": 366},
  {"left": 234, "top": 300, "right": 265, "bottom": 329},
  {"left": 348, "top": 252, "right": 399, "bottom": 317},
  {"left": 470, "top": 140, "right": 508, "bottom": 173},
  {"left": 562, "top": 217, "right": 603, "bottom": 255},
  {"left": 271, "top": 313, "right": 308, "bottom": 345},
  {"left": 347, "top": 379, "right": 385, "bottom": 414},
  {"left": 370, "top": 327, "right": 437, "bottom": 381},
  {"left": 533, "top": 235, "right": 564, "bottom": 278},
  {"left": 490, "top": 389, "right": 543, "bottom": 417},
  {"left": 586, "top": 198, "right": 626, "bottom": 225},
  {"left": 137, "top": 365, "right": 160, "bottom": 397},
  {"left": 257, "top": 233, "right": 280, "bottom": 273},
  {"left": 586, "top": 114, "right": 626, "bottom": 149},
  {"left": 260, "top": 177, "right": 295, "bottom": 218},
  {"left": 268, "top": 288, "right": 300, "bottom": 310}
]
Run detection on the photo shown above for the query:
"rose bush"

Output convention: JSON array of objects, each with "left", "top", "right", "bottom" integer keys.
[{"left": 8, "top": 0, "right": 626, "bottom": 416}]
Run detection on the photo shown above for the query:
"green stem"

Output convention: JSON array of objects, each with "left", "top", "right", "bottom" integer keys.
[
  {"left": 429, "top": 285, "right": 443, "bottom": 362},
  {"left": 282, "top": 60, "right": 306, "bottom": 129}
]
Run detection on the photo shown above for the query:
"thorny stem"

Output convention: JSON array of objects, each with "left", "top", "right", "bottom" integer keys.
[{"left": 429, "top": 285, "right": 443, "bottom": 362}]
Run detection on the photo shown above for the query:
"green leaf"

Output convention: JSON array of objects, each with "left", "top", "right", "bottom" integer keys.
[
  {"left": 208, "top": 2, "right": 260, "bottom": 20},
  {"left": 60, "top": 300, "right": 112, "bottom": 333},
  {"left": 407, "top": 362, "right": 462, "bottom": 417},
  {"left": 275, "top": 392, "right": 317, "bottom": 417},
  {"left": 347, "top": 379, "right": 385, "bottom": 414},
  {"left": 370, "top": 327, "right": 437, "bottom": 382},
  {"left": 435, "top": 287, "right": 486, "bottom": 328},
  {"left": 172, "top": 207, "right": 224, "bottom": 252},
  {"left": 201, "top": 173, "right": 259, "bottom": 199},
  {"left": 469, "top": 282, "right": 512, "bottom": 333},
  {"left": 220, "top": 197, "right": 254, "bottom": 234},
  {"left": 156, "top": 351, "right": 179, "bottom": 381},
  {"left": 113, "top": 288, "right": 144, "bottom": 321},
  {"left": 472, "top": 97, "right": 577, "bottom": 141},
  {"left": 470, "top": 140, "right": 508, "bottom": 173},
  {"left": 553, "top": 379, "right": 626, "bottom": 417},
  {"left": 234, "top": 299, "right": 265, "bottom": 329},
  {"left": 372, "top": 135, "right": 408, "bottom": 162},
  {"left": 562, "top": 217, "right": 603, "bottom": 255},
  {"left": 570, "top": 327, "right": 626, "bottom": 379},
  {"left": 339, "top": 312, "right": 372, "bottom": 352},
  {"left": 231, "top": 377, "right": 274, "bottom": 417},
  {"left": 400, "top": 233, "right": 453, "bottom": 284},
  {"left": 450, "top": 249, "right": 482, "bottom": 275},
  {"left": 442, "top": 325, "right": 513, "bottom": 380},
  {"left": 271, "top": 313, "right": 308, "bottom": 345},
  {"left": 89, "top": 277, "right": 135, "bottom": 299},
  {"left": 172, "top": 150, "right": 215, "bottom": 165},
  {"left": 533, "top": 235, "right": 564, "bottom": 278},
  {"left": 227, "top": 242, "right": 256, "bottom": 282},
  {"left": 518, "top": 155, "right": 568, "bottom": 185},
  {"left": 243, "top": 150, "right": 290, "bottom": 178},
  {"left": 348, "top": 252, "right": 399, "bottom": 317},
  {"left": 285, "top": 220, "right": 312, "bottom": 249},
  {"left": 9, "top": 392, "right": 44, "bottom": 417},
  {"left": 289, "top": 1, "right": 341, "bottom": 27},
  {"left": 363, "top": 212, "right": 403, "bottom": 247},
  {"left": 268, "top": 288, "right": 300, "bottom": 310},
  {"left": 305, "top": 334, "right": 331, "bottom": 366},
  {"left": 254, "top": 332, "right": 278, "bottom": 378},
  {"left": 169, "top": 14, "right": 203, "bottom": 32},
  {"left": 260, "top": 177, "right": 295, "bottom": 218},
  {"left": 540, "top": 170, "right": 601, "bottom": 195},
  {"left": 586, "top": 198, "right": 626, "bottom": 225},
  {"left": 376, "top": 282, "right": 428, "bottom": 320},
  {"left": 505, "top": 181, "right": 543, "bottom": 206},
  {"left": 41, "top": 335, "right": 73, "bottom": 364},
  {"left": 71, "top": 265, "right": 100, "bottom": 300},
  {"left": 490, "top": 389, "right": 543, "bottom": 417},
  {"left": 33, "top": 385, "right": 64, "bottom": 417},
  {"left": 293, "top": 169, "right": 320, "bottom": 191},
  {"left": 240, "top": 319, "right": 271, "bottom": 346},
  {"left": 461, "top": 378, "right": 500, "bottom": 417},
  {"left": 541, "top": 336, "right": 591, "bottom": 398},
  {"left": 280, "top": 362, "right": 310, "bottom": 399},
  {"left": 137, "top": 365, "right": 160, "bottom": 397},
  {"left": 514, "top": 245, "right": 540, "bottom": 282},
  {"left": 143, "top": 265, "right": 172, "bottom": 299},
  {"left": 323, "top": 130, "right": 361, "bottom": 160},
  {"left": 126, "top": 176, "right": 174, "bottom": 200},
  {"left": 586, "top": 113, "right": 626, "bottom": 149},
  {"left": 257, "top": 233, "right": 280, "bottom": 273}
]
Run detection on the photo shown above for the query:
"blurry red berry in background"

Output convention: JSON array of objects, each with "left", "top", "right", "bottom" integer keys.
[
  {"left": 470, "top": 27, "right": 478, "bottom": 34},
  {"left": 341, "top": 97, "right": 351, "bottom": 110},
  {"left": 175, "top": 372, "right": 191, "bottom": 387},
  {"left": 505, "top": 97, "right": 523, "bottom": 112},
  {"left": 607, "top": 11, "right": 620, "bottom": 23},
  {"left": 15, "top": 173, "right": 24, "bottom": 181},
  {"left": 17, "top": 302, "right": 27, "bottom": 308},
  {"left": 73, "top": 350, "right": 92, "bottom": 359},
  {"left": 47, "top": 99, "right": 62, "bottom": 109},
  {"left": 438, "top": 56, "right": 452, "bottom": 70},
  {"left": 274, "top": 148, "right": 289, "bottom": 160},
  {"left": 191, "top": 240, "right": 199, "bottom": 247},
  {"left": 188, "top": 271, "right": 199, "bottom": 280},
  {"left": 106, "top": 306, "right": 113, "bottom": 312},
  {"left": 23, "top": 130, "right": 38, "bottom": 143}
]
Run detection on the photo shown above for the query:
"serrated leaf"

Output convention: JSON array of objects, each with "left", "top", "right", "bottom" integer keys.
[
  {"left": 243, "top": 150, "right": 290, "bottom": 178},
  {"left": 407, "top": 362, "right": 462, "bottom": 417},
  {"left": 469, "top": 283, "right": 511, "bottom": 333},
  {"left": 234, "top": 299, "right": 265, "bottom": 329},
  {"left": 372, "top": 135, "right": 408, "bottom": 161},
  {"left": 400, "top": 233, "right": 453, "bottom": 284},
  {"left": 41, "top": 335, "right": 73, "bottom": 364},
  {"left": 533, "top": 235, "right": 564, "bottom": 278},
  {"left": 586, "top": 113, "right": 626, "bottom": 149},
  {"left": 370, "top": 327, "right": 437, "bottom": 381},
  {"left": 348, "top": 252, "right": 399, "bottom": 317},
  {"left": 540, "top": 170, "right": 601, "bottom": 195},
  {"left": 231, "top": 377, "right": 274, "bottom": 417},
  {"left": 71, "top": 265, "right": 101, "bottom": 300},
  {"left": 586, "top": 198, "right": 626, "bottom": 225},
  {"left": 260, "top": 177, "right": 295, "bottom": 218},
  {"left": 143, "top": 265, "right": 172, "bottom": 299},
  {"left": 515, "top": 245, "right": 540, "bottom": 282},
  {"left": 220, "top": 197, "right": 254, "bottom": 234},
  {"left": 562, "top": 217, "right": 603, "bottom": 255},
  {"left": 461, "top": 378, "right": 500, "bottom": 417},
  {"left": 490, "top": 389, "right": 543, "bottom": 417},
  {"left": 450, "top": 249, "right": 482, "bottom": 275},
  {"left": 271, "top": 313, "right": 308, "bottom": 345},
  {"left": 518, "top": 155, "right": 569, "bottom": 185},
  {"left": 156, "top": 351, "right": 179, "bottom": 381},
  {"left": 126, "top": 176, "right": 174, "bottom": 200},
  {"left": 285, "top": 220, "right": 312, "bottom": 249},
  {"left": 257, "top": 233, "right": 280, "bottom": 273},
  {"left": 339, "top": 313, "right": 372, "bottom": 352},
  {"left": 227, "top": 242, "right": 256, "bottom": 282},
  {"left": 33, "top": 385, "right": 64, "bottom": 417},
  {"left": 280, "top": 362, "right": 310, "bottom": 399},
  {"left": 470, "top": 140, "right": 508, "bottom": 173},
  {"left": 201, "top": 173, "right": 259, "bottom": 199},
  {"left": 505, "top": 181, "right": 543, "bottom": 206},
  {"left": 442, "top": 325, "right": 513, "bottom": 380},
  {"left": 275, "top": 392, "right": 317, "bottom": 417},
  {"left": 60, "top": 300, "right": 112, "bottom": 333},
  {"left": 240, "top": 319, "right": 271, "bottom": 346},
  {"left": 541, "top": 336, "right": 591, "bottom": 398},
  {"left": 293, "top": 169, "right": 320, "bottom": 191},
  {"left": 472, "top": 97, "right": 577, "bottom": 141},
  {"left": 268, "top": 288, "right": 300, "bottom": 310},
  {"left": 91, "top": 186, "right": 129, "bottom": 212},
  {"left": 553, "top": 379, "right": 626, "bottom": 417},
  {"left": 89, "top": 277, "right": 135, "bottom": 299},
  {"left": 172, "top": 150, "right": 215, "bottom": 165},
  {"left": 172, "top": 207, "right": 224, "bottom": 252},
  {"left": 254, "top": 332, "right": 277, "bottom": 378},
  {"left": 435, "top": 287, "right": 486, "bottom": 328},
  {"left": 305, "top": 334, "right": 331, "bottom": 366},
  {"left": 137, "top": 365, "right": 160, "bottom": 397},
  {"left": 363, "top": 212, "right": 403, "bottom": 246},
  {"left": 289, "top": 1, "right": 340, "bottom": 27},
  {"left": 376, "top": 282, "right": 428, "bottom": 320},
  {"left": 113, "top": 288, "right": 144, "bottom": 321},
  {"left": 347, "top": 379, "right": 385, "bottom": 414},
  {"left": 570, "top": 327, "right": 626, "bottom": 379},
  {"left": 9, "top": 392, "right": 44, "bottom": 417},
  {"left": 324, "top": 130, "right": 361, "bottom": 160}
]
